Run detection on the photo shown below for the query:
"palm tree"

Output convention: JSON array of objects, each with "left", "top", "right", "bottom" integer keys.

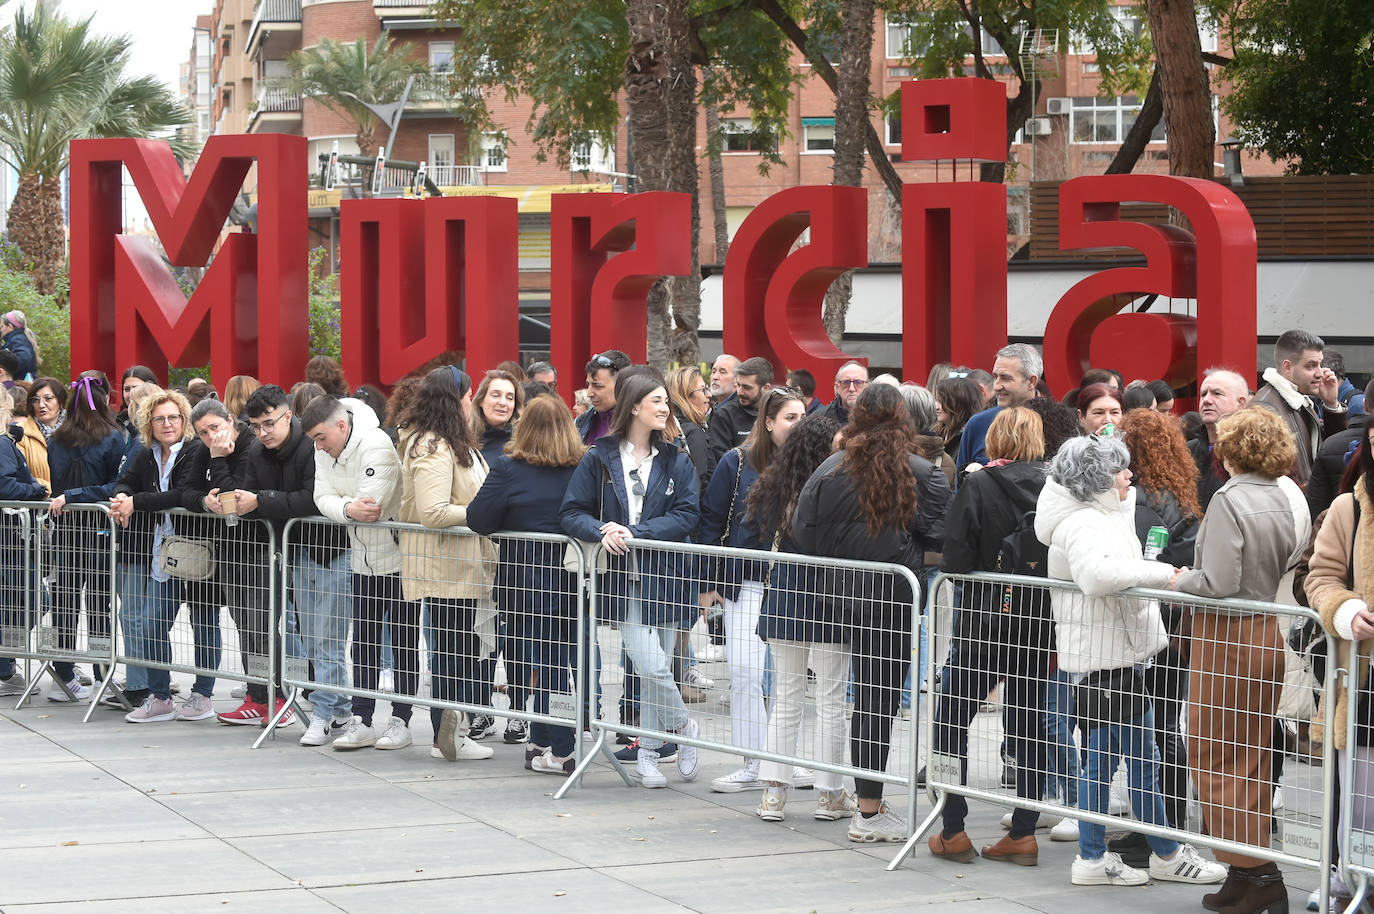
[
  {"left": 276, "top": 35, "right": 426, "bottom": 181},
  {"left": 0, "top": 4, "right": 191, "bottom": 294}
]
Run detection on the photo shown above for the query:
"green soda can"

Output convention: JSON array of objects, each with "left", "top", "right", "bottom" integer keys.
[{"left": 1144, "top": 525, "right": 1169, "bottom": 561}]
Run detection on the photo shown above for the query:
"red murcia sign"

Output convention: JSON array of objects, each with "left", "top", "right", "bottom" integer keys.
[{"left": 68, "top": 78, "right": 1257, "bottom": 401}]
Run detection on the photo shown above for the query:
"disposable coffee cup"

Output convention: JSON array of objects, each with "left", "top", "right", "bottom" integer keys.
[{"left": 220, "top": 491, "right": 239, "bottom": 527}]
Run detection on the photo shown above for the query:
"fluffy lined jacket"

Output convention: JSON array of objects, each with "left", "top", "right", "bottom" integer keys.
[{"left": 1307, "top": 476, "right": 1373, "bottom": 749}]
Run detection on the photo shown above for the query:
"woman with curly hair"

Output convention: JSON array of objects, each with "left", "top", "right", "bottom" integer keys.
[
  {"left": 793, "top": 383, "right": 950, "bottom": 841},
  {"left": 1172, "top": 406, "right": 1310, "bottom": 913},
  {"left": 749, "top": 413, "right": 845, "bottom": 823},
  {"left": 1116, "top": 402, "right": 1202, "bottom": 841}
]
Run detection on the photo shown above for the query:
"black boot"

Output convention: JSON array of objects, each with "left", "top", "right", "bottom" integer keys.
[
  {"left": 1202, "top": 866, "right": 1241, "bottom": 912},
  {"left": 1218, "top": 863, "right": 1287, "bottom": 914}
]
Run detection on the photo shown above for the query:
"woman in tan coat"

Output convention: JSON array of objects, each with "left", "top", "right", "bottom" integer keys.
[
  {"left": 1307, "top": 424, "right": 1373, "bottom": 909},
  {"left": 396, "top": 366, "right": 496, "bottom": 763},
  {"left": 17, "top": 377, "right": 68, "bottom": 493}
]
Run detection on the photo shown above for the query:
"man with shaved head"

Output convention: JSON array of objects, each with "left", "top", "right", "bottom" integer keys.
[{"left": 1189, "top": 368, "right": 1251, "bottom": 510}]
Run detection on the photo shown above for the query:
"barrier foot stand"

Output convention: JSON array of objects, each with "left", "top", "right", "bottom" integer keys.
[
  {"left": 13, "top": 660, "right": 55, "bottom": 710},
  {"left": 1344, "top": 875, "right": 1369, "bottom": 914},
  {"left": 887, "top": 793, "right": 947, "bottom": 873},
  {"left": 83, "top": 675, "right": 130, "bottom": 723},
  {"left": 252, "top": 686, "right": 300, "bottom": 750}
]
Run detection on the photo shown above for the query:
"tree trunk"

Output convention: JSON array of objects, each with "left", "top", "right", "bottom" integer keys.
[
  {"left": 1146, "top": 0, "right": 1214, "bottom": 179},
  {"left": 1106, "top": 66, "right": 1164, "bottom": 174},
  {"left": 8, "top": 174, "right": 68, "bottom": 296},
  {"left": 822, "top": 0, "right": 875, "bottom": 347},
  {"left": 625, "top": 0, "right": 700, "bottom": 370},
  {"left": 704, "top": 102, "right": 730, "bottom": 263}
]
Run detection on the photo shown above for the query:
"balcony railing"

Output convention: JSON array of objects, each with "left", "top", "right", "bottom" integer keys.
[
  {"left": 374, "top": 0, "right": 431, "bottom": 6},
  {"left": 409, "top": 69, "right": 482, "bottom": 104},
  {"left": 254, "top": 0, "right": 302, "bottom": 21},
  {"left": 375, "top": 164, "right": 483, "bottom": 190},
  {"left": 255, "top": 88, "right": 302, "bottom": 114}
]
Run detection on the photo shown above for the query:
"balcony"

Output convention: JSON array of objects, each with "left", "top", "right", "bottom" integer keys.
[
  {"left": 246, "top": 0, "right": 302, "bottom": 60},
  {"left": 248, "top": 87, "right": 303, "bottom": 131},
  {"left": 406, "top": 69, "right": 481, "bottom": 112}
]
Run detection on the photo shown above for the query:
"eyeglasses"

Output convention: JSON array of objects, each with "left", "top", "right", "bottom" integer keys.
[
  {"left": 628, "top": 468, "right": 646, "bottom": 498},
  {"left": 837, "top": 379, "right": 868, "bottom": 389},
  {"left": 249, "top": 412, "right": 289, "bottom": 435},
  {"left": 948, "top": 370, "right": 969, "bottom": 379},
  {"left": 691, "top": 386, "right": 707, "bottom": 396},
  {"left": 150, "top": 414, "right": 183, "bottom": 427}
]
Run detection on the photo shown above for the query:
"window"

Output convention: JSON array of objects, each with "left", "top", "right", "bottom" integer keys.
[
  {"left": 722, "top": 118, "right": 773, "bottom": 153},
  {"left": 1069, "top": 95, "right": 1165, "bottom": 144},
  {"left": 885, "top": 13, "right": 933, "bottom": 59},
  {"left": 802, "top": 118, "right": 835, "bottom": 153},
  {"left": 429, "top": 41, "right": 454, "bottom": 72},
  {"left": 1071, "top": 4, "right": 1143, "bottom": 54},
  {"left": 963, "top": 23, "right": 1005, "bottom": 56},
  {"left": 572, "top": 138, "right": 615, "bottom": 173},
  {"left": 886, "top": 113, "right": 901, "bottom": 146},
  {"left": 480, "top": 133, "right": 507, "bottom": 171},
  {"left": 1197, "top": 12, "right": 1219, "bottom": 53}
]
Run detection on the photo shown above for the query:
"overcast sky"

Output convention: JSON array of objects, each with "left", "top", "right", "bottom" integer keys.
[{"left": 43, "top": 0, "right": 208, "bottom": 94}]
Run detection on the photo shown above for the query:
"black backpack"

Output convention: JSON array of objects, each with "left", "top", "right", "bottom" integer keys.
[{"left": 995, "top": 509, "right": 1052, "bottom": 620}]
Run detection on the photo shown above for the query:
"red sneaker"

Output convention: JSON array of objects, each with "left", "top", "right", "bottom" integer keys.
[
  {"left": 263, "top": 697, "right": 296, "bottom": 729},
  {"left": 217, "top": 698, "right": 268, "bottom": 726}
]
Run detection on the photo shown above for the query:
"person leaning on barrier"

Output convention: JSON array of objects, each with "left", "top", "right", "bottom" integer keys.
[
  {"left": 19, "top": 377, "right": 67, "bottom": 493},
  {"left": 794, "top": 383, "right": 949, "bottom": 843},
  {"left": 302, "top": 395, "right": 416, "bottom": 753},
  {"left": 109, "top": 388, "right": 213, "bottom": 724},
  {"left": 215, "top": 384, "right": 336, "bottom": 729},
  {"left": 0, "top": 387, "right": 48, "bottom": 698},
  {"left": 396, "top": 366, "right": 497, "bottom": 763},
  {"left": 560, "top": 371, "right": 703, "bottom": 790},
  {"left": 929, "top": 406, "right": 1055, "bottom": 865},
  {"left": 470, "top": 369, "right": 524, "bottom": 467},
  {"left": 43, "top": 374, "right": 128, "bottom": 705},
  {"left": 1305, "top": 422, "right": 1373, "bottom": 910},
  {"left": 1171, "top": 405, "right": 1311, "bottom": 913},
  {"left": 748, "top": 412, "right": 849, "bottom": 824},
  {"left": 467, "top": 393, "right": 587, "bottom": 775},
  {"left": 699, "top": 387, "right": 808, "bottom": 795},
  {"left": 1035, "top": 435, "right": 1226, "bottom": 889}
]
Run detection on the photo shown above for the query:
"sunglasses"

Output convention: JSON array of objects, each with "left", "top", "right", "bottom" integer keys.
[
  {"left": 628, "top": 467, "right": 646, "bottom": 498},
  {"left": 592, "top": 355, "right": 616, "bottom": 369},
  {"left": 948, "top": 370, "right": 970, "bottom": 379}
]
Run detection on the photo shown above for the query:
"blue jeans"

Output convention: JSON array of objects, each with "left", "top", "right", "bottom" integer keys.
[
  {"left": 119, "top": 565, "right": 184, "bottom": 701},
  {"left": 1078, "top": 705, "right": 1179, "bottom": 860},
  {"left": 1044, "top": 668, "right": 1080, "bottom": 804},
  {"left": 901, "top": 567, "right": 940, "bottom": 709},
  {"left": 617, "top": 587, "right": 688, "bottom": 751},
  {"left": 290, "top": 550, "right": 352, "bottom": 722}
]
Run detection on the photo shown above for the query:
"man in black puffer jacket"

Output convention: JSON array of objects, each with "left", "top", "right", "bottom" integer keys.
[{"left": 1307, "top": 378, "right": 1372, "bottom": 518}]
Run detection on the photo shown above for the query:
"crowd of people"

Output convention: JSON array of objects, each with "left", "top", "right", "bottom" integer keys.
[{"left": 1, "top": 326, "right": 1371, "bottom": 910}]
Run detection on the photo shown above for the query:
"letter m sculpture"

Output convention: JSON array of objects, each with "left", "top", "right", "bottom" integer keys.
[{"left": 70, "top": 135, "right": 308, "bottom": 386}]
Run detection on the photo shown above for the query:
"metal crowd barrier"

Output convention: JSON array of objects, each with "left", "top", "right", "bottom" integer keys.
[
  {"left": 102, "top": 507, "right": 280, "bottom": 726},
  {"left": 555, "top": 538, "right": 924, "bottom": 869},
  {"left": 1339, "top": 643, "right": 1372, "bottom": 912},
  {"left": 271, "top": 517, "right": 588, "bottom": 764},
  {"left": 908, "top": 570, "right": 1338, "bottom": 903},
  {"left": 1, "top": 502, "right": 48, "bottom": 704}
]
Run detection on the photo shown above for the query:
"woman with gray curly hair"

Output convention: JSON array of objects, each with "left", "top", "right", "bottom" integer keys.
[{"left": 1035, "top": 435, "right": 1225, "bottom": 889}]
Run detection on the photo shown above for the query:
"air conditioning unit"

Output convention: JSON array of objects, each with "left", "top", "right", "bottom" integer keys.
[
  {"left": 1046, "top": 97, "right": 1072, "bottom": 116},
  {"left": 1024, "top": 117, "right": 1053, "bottom": 137}
]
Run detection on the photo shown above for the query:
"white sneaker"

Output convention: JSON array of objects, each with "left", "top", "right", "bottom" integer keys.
[
  {"left": 378, "top": 668, "right": 395, "bottom": 693},
  {"left": 1071, "top": 852, "right": 1149, "bottom": 886},
  {"left": 375, "top": 716, "right": 412, "bottom": 750},
  {"left": 530, "top": 751, "right": 575, "bottom": 776},
  {"left": 230, "top": 684, "right": 247, "bottom": 699},
  {"left": 1050, "top": 817, "right": 1080, "bottom": 842},
  {"left": 683, "top": 666, "right": 714, "bottom": 689},
  {"left": 1148, "top": 844, "right": 1227, "bottom": 884},
  {"left": 1001, "top": 810, "right": 1063, "bottom": 830},
  {"left": 1108, "top": 787, "right": 1130, "bottom": 817},
  {"left": 710, "top": 760, "right": 762, "bottom": 793},
  {"left": 452, "top": 736, "right": 493, "bottom": 760},
  {"left": 814, "top": 788, "right": 857, "bottom": 821},
  {"left": 300, "top": 716, "right": 332, "bottom": 746},
  {"left": 176, "top": 693, "right": 216, "bottom": 721},
  {"left": 701, "top": 643, "right": 726, "bottom": 662},
  {"left": 792, "top": 767, "right": 815, "bottom": 789},
  {"left": 636, "top": 748, "right": 667, "bottom": 788},
  {"left": 47, "top": 678, "right": 91, "bottom": 702},
  {"left": 757, "top": 786, "right": 787, "bottom": 821},
  {"left": 674, "top": 717, "right": 699, "bottom": 781},
  {"left": 847, "top": 803, "right": 908, "bottom": 843},
  {"left": 1273, "top": 787, "right": 1285, "bottom": 811},
  {"left": 331, "top": 716, "right": 376, "bottom": 750},
  {"left": 0, "top": 671, "right": 28, "bottom": 697}
]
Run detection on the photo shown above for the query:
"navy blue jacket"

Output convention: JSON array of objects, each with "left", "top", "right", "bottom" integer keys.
[
  {"left": 0, "top": 434, "right": 46, "bottom": 501},
  {"left": 468, "top": 455, "right": 579, "bottom": 619},
  {"left": 2, "top": 328, "right": 35, "bottom": 380},
  {"left": 560, "top": 436, "right": 700, "bottom": 628},
  {"left": 479, "top": 425, "right": 512, "bottom": 467},
  {"left": 697, "top": 446, "right": 766, "bottom": 601},
  {"left": 575, "top": 408, "right": 614, "bottom": 445},
  {"left": 758, "top": 536, "right": 846, "bottom": 644},
  {"left": 48, "top": 429, "right": 129, "bottom": 505}
]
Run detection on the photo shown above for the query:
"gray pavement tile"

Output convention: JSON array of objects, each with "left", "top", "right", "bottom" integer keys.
[
  {"left": 228, "top": 821, "right": 578, "bottom": 888},
  {"left": 0, "top": 888, "right": 343, "bottom": 914},
  {"left": 0, "top": 759, "right": 127, "bottom": 796},
  {"left": 0, "top": 838, "right": 295, "bottom": 906},
  {"left": 155, "top": 782, "right": 470, "bottom": 838},
  {"left": 1, "top": 788, "right": 212, "bottom": 850},
  {"left": 95, "top": 745, "right": 384, "bottom": 795},
  {"left": 315, "top": 867, "right": 696, "bottom": 913}
]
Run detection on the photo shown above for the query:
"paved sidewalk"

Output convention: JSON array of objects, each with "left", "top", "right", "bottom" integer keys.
[{"left": 1, "top": 679, "right": 1323, "bottom": 913}]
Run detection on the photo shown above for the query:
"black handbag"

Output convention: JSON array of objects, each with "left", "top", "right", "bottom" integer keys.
[{"left": 1074, "top": 666, "right": 1151, "bottom": 727}]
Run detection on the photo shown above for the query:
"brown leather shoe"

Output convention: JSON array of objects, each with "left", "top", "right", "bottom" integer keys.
[
  {"left": 928, "top": 830, "right": 978, "bottom": 863},
  {"left": 981, "top": 833, "right": 1038, "bottom": 866}
]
